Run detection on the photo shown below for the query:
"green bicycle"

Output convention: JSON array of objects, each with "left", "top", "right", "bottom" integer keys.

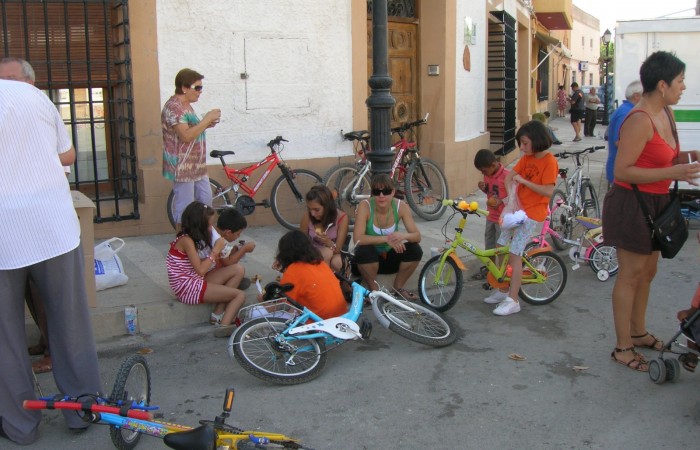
[{"left": 418, "top": 199, "right": 568, "bottom": 312}]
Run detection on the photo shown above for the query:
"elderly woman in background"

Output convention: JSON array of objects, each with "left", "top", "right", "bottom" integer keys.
[
  {"left": 603, "top": 51, "right": 700, "bottom": 372},
  {"left": 162, "top": 68, "right": 221, "bottom": 227}
]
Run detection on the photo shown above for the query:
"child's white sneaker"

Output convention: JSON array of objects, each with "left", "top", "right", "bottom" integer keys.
[
  {"left": 209, "top": 312, "right": 224, "bottom": 325},
  {"left": 483, "top": 290, "right": 508, "bottom": 304},
  {"left": 493, "top": 297, "right": 521, "bottom": 316}
]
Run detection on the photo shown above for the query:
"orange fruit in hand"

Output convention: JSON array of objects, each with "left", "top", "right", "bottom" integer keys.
[{"left": 487, "top": 197, "right": 499, "bottom": 207}]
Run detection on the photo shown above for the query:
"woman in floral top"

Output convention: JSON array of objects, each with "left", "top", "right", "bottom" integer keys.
[{"left": 161, "top": 68, "right": 221, "bottom": 227}]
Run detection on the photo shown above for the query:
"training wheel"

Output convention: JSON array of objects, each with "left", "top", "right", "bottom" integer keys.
[
  {"left": 648, "top": 358, "right": 666, "bottom": 384},
  {"left": 596, "top": 269, "right": 610, "bottom": 282}
]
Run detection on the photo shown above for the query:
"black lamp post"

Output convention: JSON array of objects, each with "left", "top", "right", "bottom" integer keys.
[
  {"left": 366, "top": 0, "right": 395, "bottom": 176},
  {"left": 601, "top": 28, "right": 612, "bottom": 125}
]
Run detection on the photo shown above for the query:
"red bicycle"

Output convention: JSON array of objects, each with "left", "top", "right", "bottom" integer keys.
[
  {"left": 323, "top": 113, "right": 448, "bottom": 223},
  {"left": 167, "top": 136, "right": 321, "bottom": 230}
]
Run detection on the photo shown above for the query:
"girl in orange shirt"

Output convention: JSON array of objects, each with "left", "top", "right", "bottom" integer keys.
[
  {"left": 274, "top": 230, "right": 347, "bottom": 319},
  {"left": 484, "top": 120, "right": 558, "bottom": 316}
]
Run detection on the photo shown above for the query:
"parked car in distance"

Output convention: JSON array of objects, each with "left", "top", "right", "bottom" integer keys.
[{"left": 581, "top": 85, "right": 605, "bottom": 123}]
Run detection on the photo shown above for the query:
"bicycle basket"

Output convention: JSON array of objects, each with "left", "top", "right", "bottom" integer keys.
[{"left": 236, "top": 299, "right": 302, "bottom": 324}]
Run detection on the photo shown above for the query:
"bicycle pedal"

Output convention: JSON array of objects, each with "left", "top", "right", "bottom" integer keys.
[
  {"left": 360, "top": 318, "right": 372, "bottom": 339},
  {"left": 260, "top": 199, "right": 270, "bottom": 208},
  {"left": 482, "top": 282, "right": 493, "bottom": 291}
]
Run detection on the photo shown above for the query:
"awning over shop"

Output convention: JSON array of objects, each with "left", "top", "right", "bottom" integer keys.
[{"left": 535, "top": 32, "right": 560, "bottom": 46}]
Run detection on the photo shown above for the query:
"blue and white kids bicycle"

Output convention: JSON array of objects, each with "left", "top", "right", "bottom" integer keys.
[{"left": 228, "top": 256, "right": 459, "bottom": 385}]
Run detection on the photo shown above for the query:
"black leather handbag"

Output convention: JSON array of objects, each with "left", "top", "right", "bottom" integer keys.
[{"left": 632, "top": 181, "right": 688, "bottom": 259}]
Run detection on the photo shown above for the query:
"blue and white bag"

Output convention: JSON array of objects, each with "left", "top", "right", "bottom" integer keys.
[{"left": 94, "top": 238, "right": 128, "bottom": 291}]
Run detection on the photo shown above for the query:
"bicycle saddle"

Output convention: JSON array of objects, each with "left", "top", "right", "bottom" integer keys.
[
  {"left": 262, "top": 282, "right": 294, "bottom": 301},
  {"left": 163, "top": 423, "right": 216, "bottom": 450},
  {"left": 343, "top": 130, "right": 369, "bottom": 141},
  {"left": 210, "top": 150, "right": 235, "bottom": 158},
  {"left": 558, "top": 168, "right": 569, "bottom": 177}
]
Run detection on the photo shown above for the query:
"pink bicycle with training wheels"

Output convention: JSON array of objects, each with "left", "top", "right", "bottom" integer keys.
[{"left": 526, "top": 201, "right": 618, "bottom": 281}]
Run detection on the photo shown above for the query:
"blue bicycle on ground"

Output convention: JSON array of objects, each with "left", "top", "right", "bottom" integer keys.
[{"left": 228, "top": 256, "right": 459, "bottom": 385}]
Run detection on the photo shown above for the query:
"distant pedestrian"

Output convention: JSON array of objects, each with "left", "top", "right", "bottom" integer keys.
[
  {"left": 605, "top": 80, "right": 643, "bottom": 184},
  {"left": 569, "top": 82, "right": 584, "bottom": 141},
  {"left": 584, "top": 87, "right": 600, "bottom": 137},
  {"left": 556, "top": 84, "right": 568, "bottom": 117}
]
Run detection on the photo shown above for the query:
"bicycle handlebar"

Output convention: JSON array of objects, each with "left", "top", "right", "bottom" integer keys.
[
  {"left": 553, "top": 145, "right": 605, "bottom": 159},
  {"left": 267, "top": 136, "right": 289, "bottom": 149},
  {"left": 442, "top": 199, "right": 488, "bottom": 216},
  {"left": 24, "top": 399, "right": 153, "bottom": 421},
  {"left": 391, "top": 112, "right": 429, "bottom": 134}
]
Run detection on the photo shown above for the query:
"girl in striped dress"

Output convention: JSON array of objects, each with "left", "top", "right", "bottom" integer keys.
[{"left": 166, "top": 201, "right": 245, "bottom": 337}]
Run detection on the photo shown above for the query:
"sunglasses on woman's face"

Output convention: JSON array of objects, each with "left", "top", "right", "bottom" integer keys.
[
  {"left": 372, "top": 187, "right": 393, "bottom": 196},
  {"left": 190, "top": 85, "right": 203, "bottom": 92}
]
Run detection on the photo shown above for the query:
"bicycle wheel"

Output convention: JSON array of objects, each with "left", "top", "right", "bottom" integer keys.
[
  {"left": 417, "top": 254, "right": 463, "bottom": 312},
  {"left": 110, "top": 354, "right": 151, "bottom": 450},
  {"left": 549, "top": 189, "right": 573, "bottom": 250},
  {"left": 323, "top": 162, "right": 370, "bottom": 228},
  {"left": 270, "top": 169, "right": 321, "bottom": 230},
  {"left": 167, "top": 178, "right": 232, "bottom": 229},
  {"left": 580, "top": 179, "right": 600, "bottom": 218},
  {"left": 589, "top": 243, "right": 618, "bottom": 276},
  {"left": 404, "top": 158, "right": 448, "bottom": 221},
  {"left": 231, "top": 317, "right": 327, "bottom": 385},
  {"left": 373, "top": 296, "right": 458, "bottom": 347},
  {"left": 519, "top": 251, "right": 567, "bottom": 306}
]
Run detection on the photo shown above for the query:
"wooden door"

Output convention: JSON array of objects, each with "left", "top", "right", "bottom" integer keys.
[{"left": 368, "top": 20, "right": 419, "bottom": 126}]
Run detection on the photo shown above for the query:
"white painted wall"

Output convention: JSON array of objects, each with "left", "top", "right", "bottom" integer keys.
[
  {"left": 455, "top": 0, "right": 487, "bottom": 141},
  {"left": 156, "top": 0, "right": 354, "bottom": 163}
]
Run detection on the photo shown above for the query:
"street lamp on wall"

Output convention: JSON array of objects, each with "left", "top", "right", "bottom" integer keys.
[{"left": 601, "top": 28, "right": 612, "bottom": 125}]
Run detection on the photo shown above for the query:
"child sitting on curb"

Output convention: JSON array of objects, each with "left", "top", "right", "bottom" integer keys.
[
  {"left": 215, "top": 208, "right": 256, "bottom": 293},
  {"left": 166, "top": 201, "right": 246, "bottom": 338}
]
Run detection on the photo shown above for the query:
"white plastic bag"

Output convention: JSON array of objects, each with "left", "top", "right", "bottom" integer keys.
[
  {"left": 94, "top": 238, "right": 128, "bottom": 291},
  {"left": 500, "top": 182, "right": 528, "bottom": 230}
]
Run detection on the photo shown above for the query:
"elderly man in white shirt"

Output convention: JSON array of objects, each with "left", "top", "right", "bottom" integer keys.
[{"left": 0, "top": 79, "right": 101, "bottom": 445}]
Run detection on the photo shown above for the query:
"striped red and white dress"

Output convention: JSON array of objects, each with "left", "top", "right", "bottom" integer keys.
[{"left": 166, "top": 236, "right": 207, "bottom": 304}]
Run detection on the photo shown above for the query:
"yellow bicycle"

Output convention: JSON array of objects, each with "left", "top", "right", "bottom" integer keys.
[
  {"left": 417, "top": 199, "right": 568, "bottom": 312},
  {"left": 25, "top": 354, "right": 312, "bottom": 450}
]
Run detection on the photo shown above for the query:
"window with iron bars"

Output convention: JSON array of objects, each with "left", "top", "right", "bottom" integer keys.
[{"left": 0, "top": 0, "right": 138, "bottom": 223}]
